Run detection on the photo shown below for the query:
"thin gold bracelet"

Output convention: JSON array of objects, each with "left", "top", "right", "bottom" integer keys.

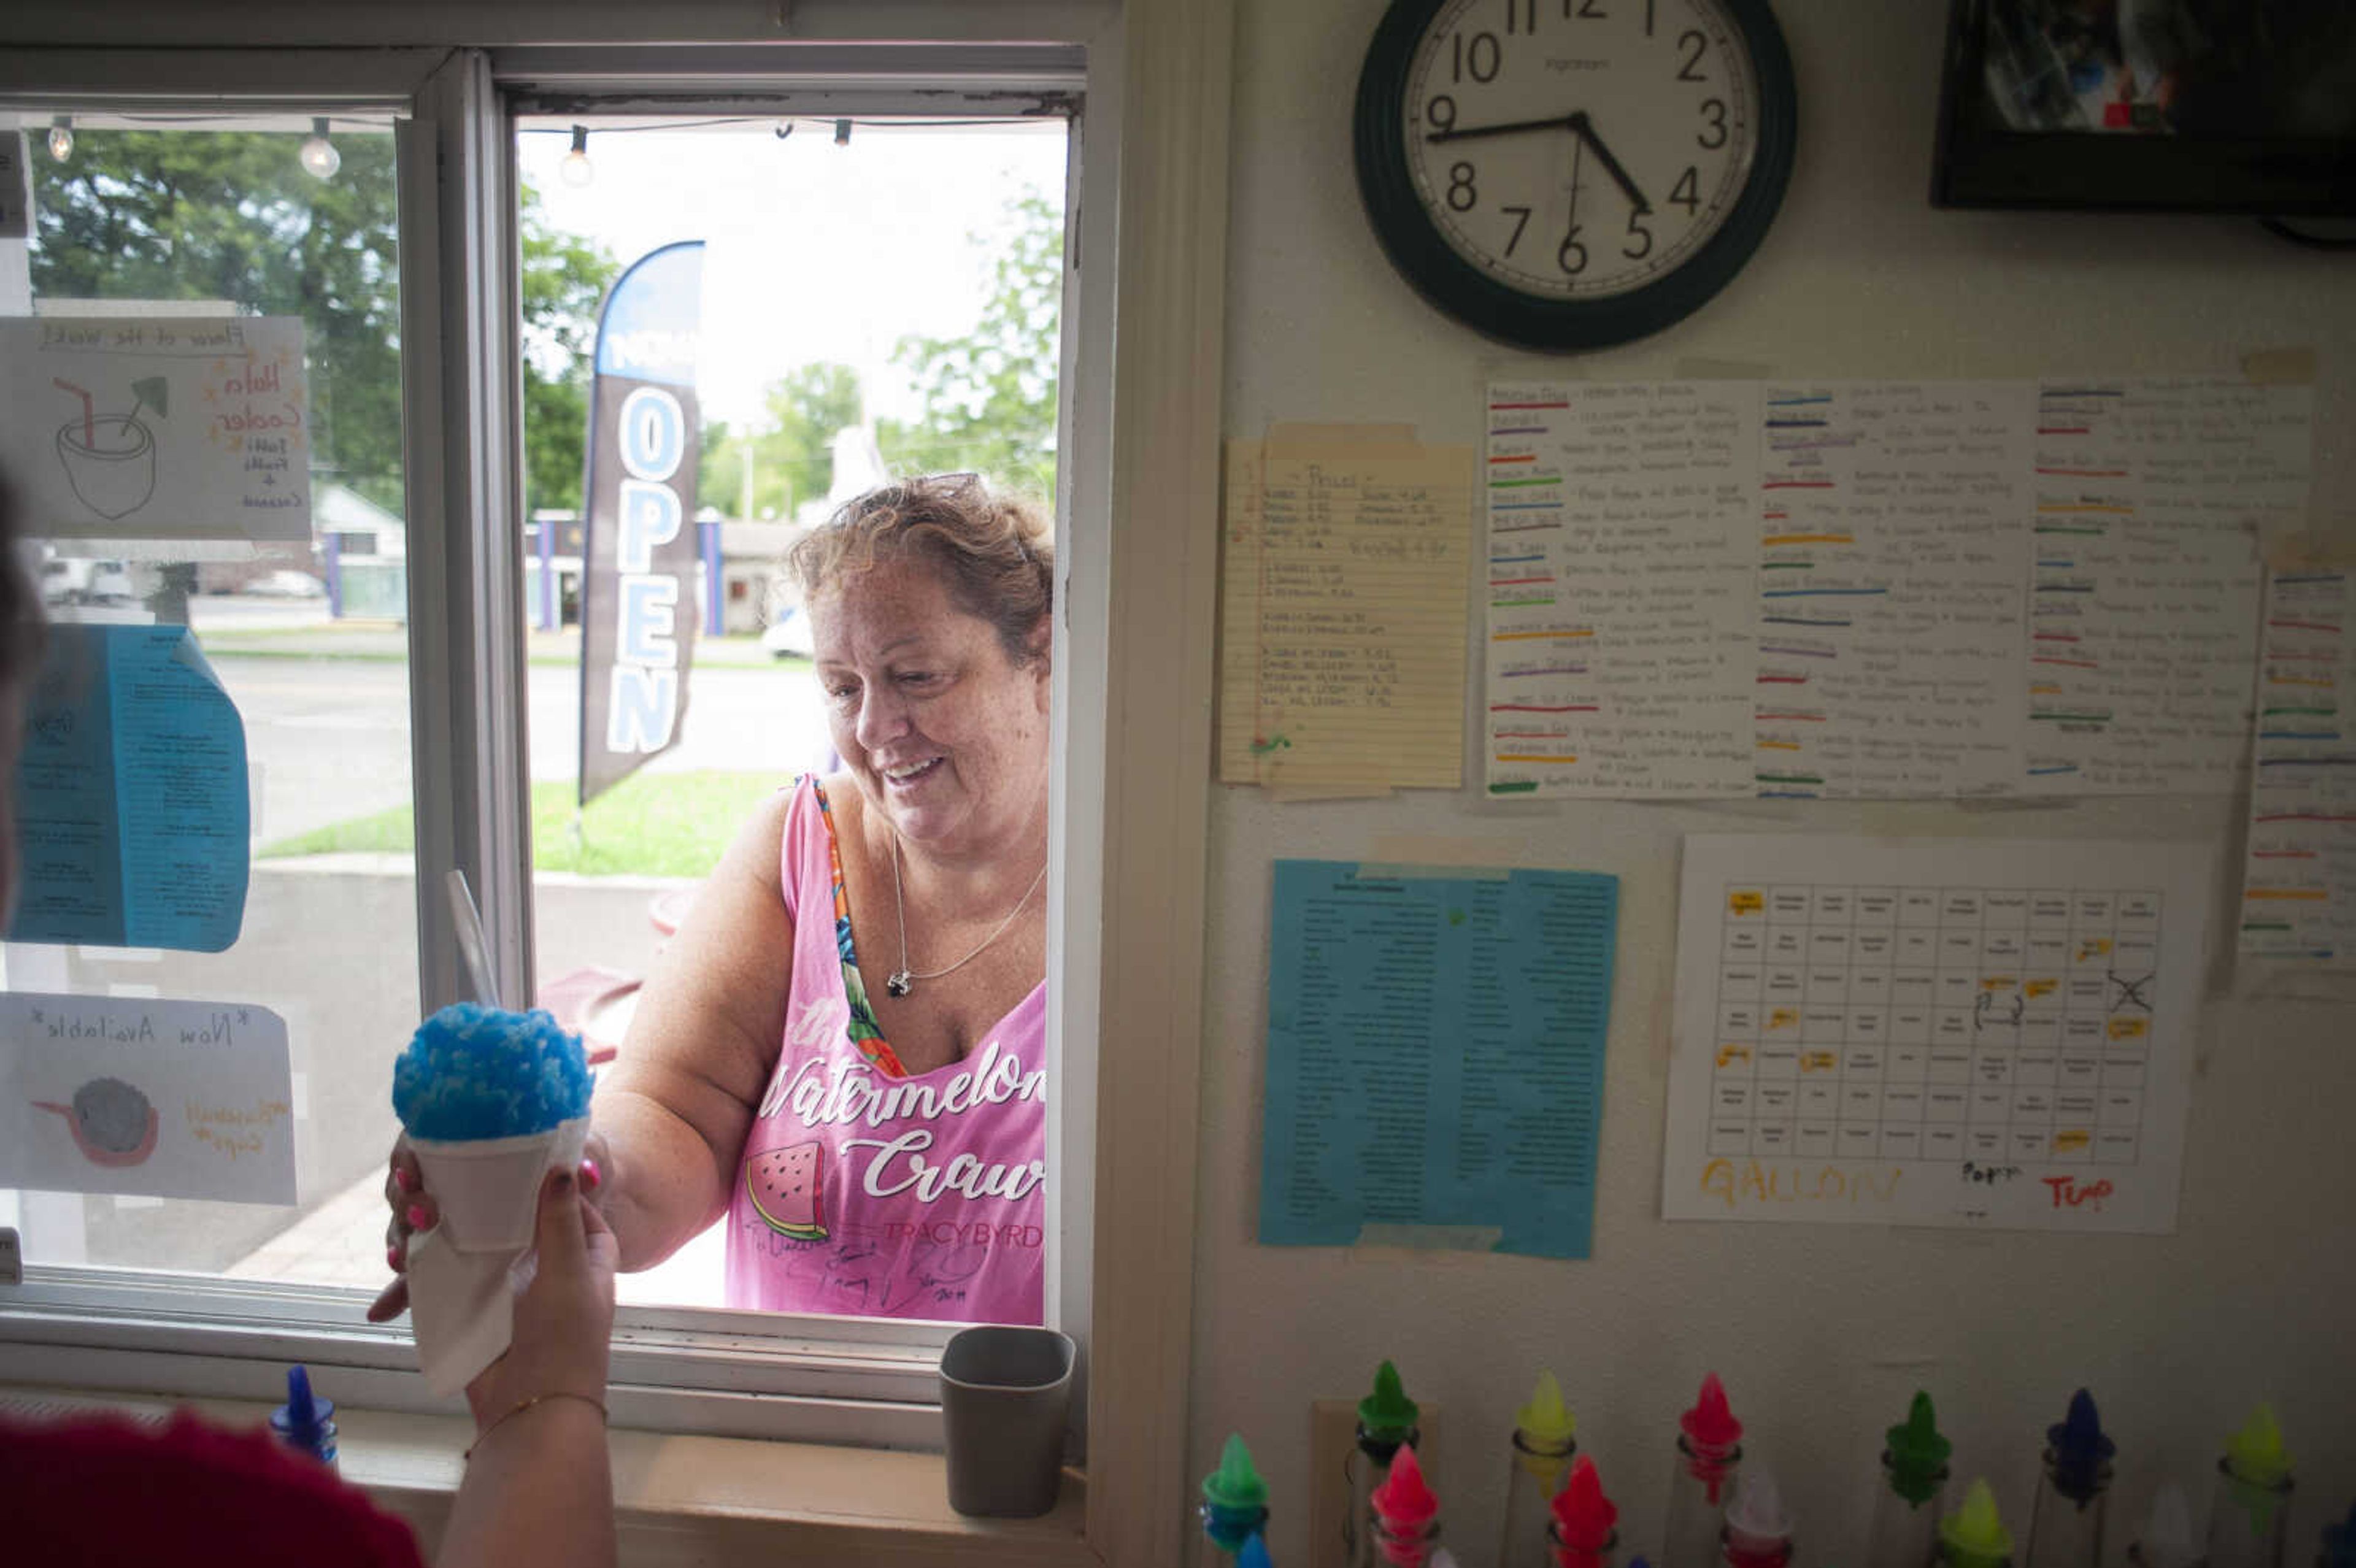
[{"left": 464, "top": 1390, "right": 609, "bottom": 1462}]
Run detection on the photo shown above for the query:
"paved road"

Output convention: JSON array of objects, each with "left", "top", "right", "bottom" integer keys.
[{"left": 215, "top": 650, "right": 834, "bottom": 843}]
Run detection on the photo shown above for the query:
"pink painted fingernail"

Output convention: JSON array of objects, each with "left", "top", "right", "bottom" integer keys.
[
  {"left": 579, "top": 1157, "right": 601, "bottom": 1191},
  {"left": 387, "top": 1243, "right": 402, "bottom": 1269},
  {"left": 392, "top": 1166, "right": 416, "bottom": 1193},
  {"left": 405, "top": 1203, "right": 430, "bottom": 1229}
]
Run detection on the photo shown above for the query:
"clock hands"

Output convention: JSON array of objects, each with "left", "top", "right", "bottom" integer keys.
[
  {"left": 1424, "top": 112, "right": 1580, "bottom": 145},
  {"left": 1425, "top": 109, "right": 1652, "bottom": 215},
  {"left": 1565, "top": 131, "right": 1585, "bottom": 275},
  {"left": 1569, "top": 113, "right": 1652, "bottom": 216}
]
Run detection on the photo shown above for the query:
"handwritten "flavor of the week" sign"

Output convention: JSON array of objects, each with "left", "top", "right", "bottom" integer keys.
[{"left": 0, "top": 315, "right": 312, "bottom": 544}]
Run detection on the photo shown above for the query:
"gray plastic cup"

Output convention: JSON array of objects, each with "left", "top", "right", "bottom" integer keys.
[{"left": 939, "top": 1324, "right": 1076, "bottom": 1518}]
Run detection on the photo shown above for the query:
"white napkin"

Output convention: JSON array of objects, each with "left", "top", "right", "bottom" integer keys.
[{"left": 404, "top": 1115, "right": 589, "bottom": 1397}]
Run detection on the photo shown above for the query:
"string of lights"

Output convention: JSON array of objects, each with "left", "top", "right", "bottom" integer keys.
[
  {"left": 33, "top": 111, "right": 1038, "bottom": 185},
  {"left": 519, "top": 114, "right": 1041, "bottom": 186},
  {"left": 39, "top": 111, "right": 347, "bottom": 180}
]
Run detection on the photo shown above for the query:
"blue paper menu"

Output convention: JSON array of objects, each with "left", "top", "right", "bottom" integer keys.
[
  {"left": 1258, "top": 858, "right": 1619, "bottom": 1258},
  {"left": 7, "top": 623, "right": 250, "bottom": 952}
]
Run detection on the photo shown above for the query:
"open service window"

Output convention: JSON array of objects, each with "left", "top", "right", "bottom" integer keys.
[
  {"left": 503, "top": 105, "right": 1071, "bottom": 1320},
  {"left": 0, "top": 37, "right": 1118, "bottom": 1458}
]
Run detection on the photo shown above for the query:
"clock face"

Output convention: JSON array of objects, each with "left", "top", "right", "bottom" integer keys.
[
  {"left": 1404, "top": 0, "right": 1758, "bottom": 300},
  {"left": 1355, "top": 0, "right": 1795, "bottom": 348}
]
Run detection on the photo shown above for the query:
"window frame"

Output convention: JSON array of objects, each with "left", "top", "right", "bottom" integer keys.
[
  {"left": 0, "top": 46, "right": 1083, "bottom": 1442},
  {"left": 490, "top": 55, "right": 1102, "bottom": 1380},
  {"left": 0, "top": 2, "right": 1231, "bottom": 1555}
]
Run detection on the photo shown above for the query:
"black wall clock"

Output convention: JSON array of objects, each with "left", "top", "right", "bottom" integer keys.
[{"left": 1353, "top": 0, "right": 1798, "bottom": 351}]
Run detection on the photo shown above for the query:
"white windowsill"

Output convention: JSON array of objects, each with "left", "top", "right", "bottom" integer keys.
[{"left": 5, "top": 1388, "right": 1093, "bottom": 1568}]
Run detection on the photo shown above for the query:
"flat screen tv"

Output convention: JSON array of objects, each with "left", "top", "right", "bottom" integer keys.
[{"left": 1932, "top": 0, "right": 2356, "bottom": 213}]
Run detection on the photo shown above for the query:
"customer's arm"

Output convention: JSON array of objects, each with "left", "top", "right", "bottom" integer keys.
[
  {"left": 439, "top": 1167, "right": 618, "bottom": 1568},
  {"left": 590, "top": 789, "right": 798, "bottom": 1269},
  {"left": 370, "top": 793, "right": 796, "bottom": 1321}
]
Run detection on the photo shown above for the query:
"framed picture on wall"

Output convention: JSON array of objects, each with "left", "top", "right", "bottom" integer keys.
[{"left": 1931, "top": 0, "right": 2356, "bottom": 213}]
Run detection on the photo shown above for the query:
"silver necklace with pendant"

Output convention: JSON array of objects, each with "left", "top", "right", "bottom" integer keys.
[{"left": 885, "top": 831, "right": 1048, "bottom": 997}]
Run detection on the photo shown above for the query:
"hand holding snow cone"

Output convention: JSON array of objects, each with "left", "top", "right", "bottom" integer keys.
[
  {"left": 379, "top": 1002, "right": 600, "bottom": 1393},
  {"left": 464, "top": 1165, "right": 618, "bottom": 1434}
]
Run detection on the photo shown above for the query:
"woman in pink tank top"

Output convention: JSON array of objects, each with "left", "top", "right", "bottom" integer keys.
[
  {"left": 376, "top": 475, "right": 1053, "bottom": 1327},
  {"left": 725, "top": 774, "right": 1045, "bottom": 1320}
]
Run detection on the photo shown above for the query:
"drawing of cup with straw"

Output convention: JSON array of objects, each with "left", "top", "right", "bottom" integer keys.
[{"left": 55, "top": 376, "right": 166, "bottom": 521}]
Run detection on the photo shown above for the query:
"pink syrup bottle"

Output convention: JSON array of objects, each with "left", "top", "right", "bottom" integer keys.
[
  {"left": 1549, "top": 1455, "right": 1622, "bottom": 1568},
  {"left": 1371, "top": 1441, "right": 1442, "bottom": 1568},
  {"left": 1666, "top": 1374, "right": 1744, "bottom": 1568}
]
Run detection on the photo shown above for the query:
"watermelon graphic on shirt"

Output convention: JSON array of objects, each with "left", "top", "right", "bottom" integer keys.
[{"left": 746, "top": 1141, "right": 828, "bottom": 1241}]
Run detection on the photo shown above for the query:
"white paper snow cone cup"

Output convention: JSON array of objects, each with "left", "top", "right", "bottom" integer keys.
[{"left": 409, "top": 1116, "right": 589, "bottom": 1254}]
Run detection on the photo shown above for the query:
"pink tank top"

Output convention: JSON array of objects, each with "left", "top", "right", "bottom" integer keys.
[{"left": 725, "top": 776, "right": 1047, "bottom": 1324}]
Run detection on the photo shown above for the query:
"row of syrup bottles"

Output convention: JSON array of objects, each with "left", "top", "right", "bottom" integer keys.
[
  {"left": 1865, "top": 1388, "right": 2314, "bottom": 1568},
  {"left": 1204, "top": 1363, "right": 2346, "bottom": 1568}
]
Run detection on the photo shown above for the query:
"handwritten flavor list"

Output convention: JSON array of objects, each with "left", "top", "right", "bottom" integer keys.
[
  {"left": 1755, "top": 383, "right": 2032, "bottom": 799},
  {"left": 1663, "top": 836, "right": 2209, "bottom": 1232},
  {"left": 1484, "top": 382, "right": 1758, "bottom": 798},
  {"left": 2025, "top": 380, "right": 2309, "bottom": 794},
  {"left": 1218, "top": 432, "right": 1472, "bottom": 793},
  {"left": 1480, "top": 377, "right": 2314, "bottom": 800},
  {"left": 2237, "top": 568, "right": 2356, "bottom": 965}
]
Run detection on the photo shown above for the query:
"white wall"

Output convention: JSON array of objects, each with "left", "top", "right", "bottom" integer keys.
[{"left": 1196, "top": 3, "right": 2356, "bottom": 1566}]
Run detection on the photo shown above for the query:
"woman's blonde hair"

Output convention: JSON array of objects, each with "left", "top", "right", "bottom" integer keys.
[{"left": 788, "top": 474, "right": 1053, "bottom": 666}]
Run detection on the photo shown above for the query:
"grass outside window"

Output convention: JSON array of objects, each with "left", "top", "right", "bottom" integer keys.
[{"left": 261, "top": 769, "right": 779, "bottom": 878}]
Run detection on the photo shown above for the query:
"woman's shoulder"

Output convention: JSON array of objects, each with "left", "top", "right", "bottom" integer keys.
[
  {"left": 807, "top": 771, "right": 871, "bottom": 842},
  {"left": 761, "top": 772, "right": 842, "bottom": 838},
  {"left": 763, "top": 772, "right": 863, "bottom": 908},
  {"left": 707, "top": 782, "right": 799, "bottom": 905}
]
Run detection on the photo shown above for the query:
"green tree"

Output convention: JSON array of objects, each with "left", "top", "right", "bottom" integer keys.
[
  {"left": 706, "top": 362, "right": 866, "bottom": 521},
  {"left": 879, "top": 188, "right": 1063, "bottom": 498},
  {"left": 698, "top": 416, "right": 733, "bottom": 513},
  {"left": 517, "top": 183, "right": 618, "bottom": 516},
  {"left": 31, "top": 127, "right": 406, "bottom": 511}
]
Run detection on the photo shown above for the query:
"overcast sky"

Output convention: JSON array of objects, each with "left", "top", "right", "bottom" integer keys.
[{"left": 515, "top": 118, "right": 1069, "bottom": 434}]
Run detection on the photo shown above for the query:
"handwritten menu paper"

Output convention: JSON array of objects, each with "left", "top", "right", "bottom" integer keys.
[
  {"left": 1663, "top": 835, "right": 2209, "bottom": 1233},
  {"left": 2023, "top": 379, "right": 2308, "bottom": 794},
  {"left": 1754, "top": 382, "right": 2032, "bottom": 798},
  {"left": 1480, "top": 377, "right": 2314, "bottom": 800},
  {"left": 1218, "top": 429, "right": 1472, "bottom": 794},
  {"left": 7, "top": 625, "right": 251, "bottom": 953},
  {"left": 1484, "top": 382, "right": 1757, "bottom": 797},
  {"left": 2238, "top": 567, "right": 2356, "bottom": 964},
  {"left": 1259, "top": 859, "right": 1618, "bottom": 1258},
  {"left": 0, "top": 315, "right": 311, "bottom": 542},
  {"left": 0, "top": 993, "right": 296, "bottom": 1204}
]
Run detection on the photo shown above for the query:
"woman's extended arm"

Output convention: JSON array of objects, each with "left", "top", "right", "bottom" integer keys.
[
  {"left": 372, "top": 790, "right": 799, "bottom": 1320},
  {"left": 587, "top": 789, "right": 798, "bottom": 1270}
]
